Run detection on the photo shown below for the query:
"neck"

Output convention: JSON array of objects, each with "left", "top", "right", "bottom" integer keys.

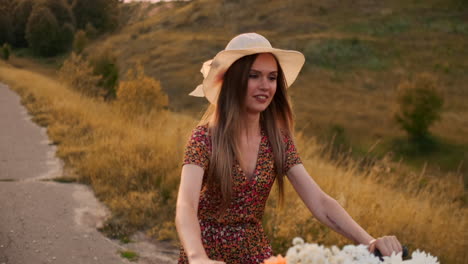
[{"left": 240, "top": 112, "right": 261, "bottom": 139}]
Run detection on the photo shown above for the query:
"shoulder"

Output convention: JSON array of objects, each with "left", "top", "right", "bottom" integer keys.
[
  {"left": 279, "top": 128, "right": 293, "bottom": 143},
  {"left": 187, "top": 124, "right": 212, "bottom": 150}
]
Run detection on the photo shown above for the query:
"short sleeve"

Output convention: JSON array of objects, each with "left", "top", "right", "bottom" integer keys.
[
  {"left": 283, "top": 132, "right": 302, "bottom": 172},
  {"left": 182, "top": 126, "right": 210, "bottom": 171}
]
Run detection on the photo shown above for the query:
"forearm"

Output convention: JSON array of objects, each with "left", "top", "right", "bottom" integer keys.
[
  {"left": 316, "top": 197, "right": 374, "bottom": 245},
  {"left": 175, "top": 204, "right": 207, "bottom": 261}
]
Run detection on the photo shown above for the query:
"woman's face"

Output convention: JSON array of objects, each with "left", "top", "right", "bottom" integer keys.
[{"left": 244, "top": 53, "right": 278, "bottom": 114}]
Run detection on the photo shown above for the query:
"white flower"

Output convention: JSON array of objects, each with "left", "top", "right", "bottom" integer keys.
[
  {"left": 292, "top": 237, "right": 305, "bottom": 246},
  {"left": 283, "top": 237, "right": 438, "bottom": 264},
  {"left": 382, "top": 252, "right": 403, "bottom": 264},
  {"left": 410, "top": 250, "right": 439, "bottom": 264}
]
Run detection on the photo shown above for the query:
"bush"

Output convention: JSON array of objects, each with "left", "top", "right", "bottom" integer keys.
[
  {"left": 73, "top": 29, "right": 88, "bottom": 54},
  {"left": 394, "top": 73, "right": 444, "bottom": 146},
  {"left": 58, "top": 52, "right": 103, "bottom": 97},
  {"left": 1, "top": 43, "right": 11, "bottom": 60},
  {"left": 90, "top": 50, "right": 119, "bottom": 99},
  {"left": 117, "top": 63, "right": 168, "bottom": 116}
]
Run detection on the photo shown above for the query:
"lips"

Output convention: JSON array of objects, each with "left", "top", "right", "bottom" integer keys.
[
  {"left": 254, "top": 94, "right": 269, "bottom": 103},
  {"left": 254, "top": 95, "right": 269, "bottom": 100}
]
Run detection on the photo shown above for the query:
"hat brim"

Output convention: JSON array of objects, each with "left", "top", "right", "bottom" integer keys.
[{"left": 193, "top": 47, "right": 305, "bottom": 104}]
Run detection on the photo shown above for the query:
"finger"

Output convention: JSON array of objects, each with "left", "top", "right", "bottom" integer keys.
[
  {"left": 369, "top": 242, "right": 376, "bottom": 253},
  {"left": 391, "top": 236, "right": 402, "bottom": 253},
  {"left": 382, "top": 237, "right": 393, "bottom": 256}
]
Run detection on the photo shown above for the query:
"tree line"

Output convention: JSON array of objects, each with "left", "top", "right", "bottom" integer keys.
[{"left": 0, "top": 0, "right": 120, "bottom": 57}]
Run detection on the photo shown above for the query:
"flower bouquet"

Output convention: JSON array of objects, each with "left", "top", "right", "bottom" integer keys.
[{"left": 263, "top": 237, "right": 439, "bottom": 264}]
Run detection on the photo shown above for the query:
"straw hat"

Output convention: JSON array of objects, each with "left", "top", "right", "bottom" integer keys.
[{"left": 189, "top": 33, "right": 305, "bottom": 104}]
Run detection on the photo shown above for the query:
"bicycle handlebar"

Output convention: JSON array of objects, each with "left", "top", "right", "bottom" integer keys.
[{"left": 373, "top": 245, "right": 409, "bottom": 261}]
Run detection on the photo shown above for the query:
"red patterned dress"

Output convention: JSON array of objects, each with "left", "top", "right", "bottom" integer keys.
[{"left": 178, "top": 125, "right": 302, "bottom": 264}]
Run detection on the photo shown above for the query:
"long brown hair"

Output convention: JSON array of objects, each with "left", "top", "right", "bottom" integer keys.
[{"left": 199, "top": 53, "right": 294, "bottom": 213}]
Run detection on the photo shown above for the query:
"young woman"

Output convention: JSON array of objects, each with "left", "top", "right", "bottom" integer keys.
[{"left": 175, "top": 33, "right": 402, "bottom": 264}]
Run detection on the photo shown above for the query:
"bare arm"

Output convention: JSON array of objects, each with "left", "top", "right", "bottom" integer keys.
[
  {"left": 286, "top": 164, "right": 374, "bottom": 245},
  {"left": 175, "top": 164, "right": 225, "bottom": 264},
  {"left": 286, "top": 164, "right": 402, "bottom": 256}
]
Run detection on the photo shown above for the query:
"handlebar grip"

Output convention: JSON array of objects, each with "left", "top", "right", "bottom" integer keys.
[{"left": 373, "top": 245, "right": 409, "bottom": 260}]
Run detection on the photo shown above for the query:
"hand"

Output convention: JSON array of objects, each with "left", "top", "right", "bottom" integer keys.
[
  {"left": 369, "top": 235, "right": 403, "bottom": 257},
  {"left": 189, "top": 256, "right": 226, "bottom": 264}
]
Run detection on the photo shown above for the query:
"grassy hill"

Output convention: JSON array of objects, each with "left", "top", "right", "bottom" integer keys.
[
  {"left": 2, "top": 1, "right": 467, "bottom": 262},
  {"left": 85, "top": 0, "right": 468, "bottom": 179}
]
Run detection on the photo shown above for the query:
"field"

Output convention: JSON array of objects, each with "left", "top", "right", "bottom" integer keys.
[{"left": 1, "top": 0, "right": 467, "bottom": 263}]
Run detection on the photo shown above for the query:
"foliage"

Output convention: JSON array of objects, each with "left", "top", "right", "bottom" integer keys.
[
  {"left": 1, "top": 43, "right": 12, "bottom": 60},
  {"left": 394, "top": 74, "right": 444, "bottom": 147},
  {"left": 72, "top": 0, "right": 119, "bottom": 33},
  {"left": 85, "top": 22, "right": 98, "bottom": 39},
  {"left": 89, "top": 50, "right": 119, "bottom": 99},
  {"left": 73, "top": 29, "right": 88, "bottom": 54},
  {"left": 58, "top": 52, "right": 103, "bottom": 97},
  {"left": 25, "top": 6, "right": 61, "bottom": 56},
  {"left": 0, "top": 0, "right": 14, "bottom": 45},
  {"left": 119, "top": 250, "right": 139, "bottom": 261},
  {"left": 12, "top": 0, "right": 34, "bottom": 48},
  {"left": 117, "top": 63, "right": 168, "bottom": 116},
  {"left": 25, "top": 1, "right": 75, "bottom": 57},
  {"left": 41, "top": 0, "right": 75, "bottom": 53}
]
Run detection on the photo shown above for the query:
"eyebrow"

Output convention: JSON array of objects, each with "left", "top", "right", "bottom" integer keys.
[{"left": 249, "top": 69, "right": 278, "bottom": 74}]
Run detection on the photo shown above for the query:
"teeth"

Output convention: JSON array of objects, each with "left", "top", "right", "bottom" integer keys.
[{"left": 256, "top": 95, "right": 267, "bottom": 99}]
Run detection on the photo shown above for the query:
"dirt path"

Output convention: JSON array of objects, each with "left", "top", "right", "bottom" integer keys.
[{"left": 0, "top": 83, "right": 179, "bottom": 264}]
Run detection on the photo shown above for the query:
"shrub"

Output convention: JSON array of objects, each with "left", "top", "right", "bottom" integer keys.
[
  {"left": 394, "top": 73, "right": 444, "bottom": 145},
  {"left": 1, "top": 43, "right": 11, "bottom": 60},
  {"left": 117, "top": 63, "right": 168, "bottom": 116},
  {"left": 89, "top": 50, "right": 119, "bottom": 99},
  {"left": 85, "top": 22, "right": 98, "bottom": 39},
  {"left": 58, "top": 52, "right": 103, "bottom": 97},
  {"left": 73, "top": 29, "right": 88, "bottom": 54}
]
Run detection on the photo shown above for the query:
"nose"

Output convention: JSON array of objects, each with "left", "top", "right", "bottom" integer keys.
[{"left": 260, "top": 76, "right": 270, "bottom": 90}]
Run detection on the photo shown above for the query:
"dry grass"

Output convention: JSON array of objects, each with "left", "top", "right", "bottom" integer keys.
[{"left": 1, "top": 60, "right": 466, "bottom": 263}]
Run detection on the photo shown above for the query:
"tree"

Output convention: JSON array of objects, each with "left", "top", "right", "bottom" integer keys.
[
  {"left": 25, "top": 6, "right": 60, "bottom": 56},
  {"left": 41, "top": 0, "right": 75, "bottom": 53},
  {"left": 0, "top": 0, "right": 14, "bottom": 45},
  {"left": 394, "top": 73, "right": 444, "bottom": 146},
  {"left": 12, "top": 0, "right": 34, "bottom": 48},
  {"left": 25, "top": 1, "right": 75, "bottom": 57},
  {"left": 72, "top": 0, "right": 119, "bottom": 33}
]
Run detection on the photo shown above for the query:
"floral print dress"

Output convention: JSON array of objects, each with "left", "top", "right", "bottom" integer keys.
[{"left": 178, "top": 125, "right": 302, "bottom": 264}]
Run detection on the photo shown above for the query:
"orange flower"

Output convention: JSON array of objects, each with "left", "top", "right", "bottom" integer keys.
[{"left": 263, "top": 254, "right": 287, "bottom": 264}]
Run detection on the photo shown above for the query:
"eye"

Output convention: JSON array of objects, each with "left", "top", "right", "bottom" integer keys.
[
  {"left": 249, "top": 73, "right": 259, "bottom": 79},
  {"left": 269, "top": 75, "right": 277, "bottom": 81}
]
